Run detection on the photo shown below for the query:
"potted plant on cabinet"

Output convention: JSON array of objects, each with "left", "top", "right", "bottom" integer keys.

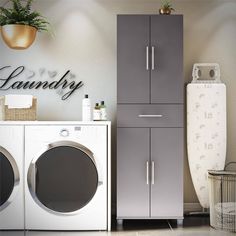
[
  {"left": 159, "top": 1, "right": 175, "bottom": 15},
  {"left": 0, "top": 0, "right": 50, "bottom": 50}
]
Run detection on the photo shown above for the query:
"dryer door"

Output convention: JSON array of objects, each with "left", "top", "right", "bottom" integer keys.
[
  {"left": 27, "top": 141, "right": 99, "bottom": 214},
  {"left": 0, "top": 147, "right": 20, "bottom": 211}
]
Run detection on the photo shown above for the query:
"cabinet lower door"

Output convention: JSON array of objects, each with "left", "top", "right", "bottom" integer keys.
[
  {"left": 117, "top": 128, "right": 150, "bottom": 218},
  {"left": 151, "top": 128, "right": 183, "bottom": 218}
]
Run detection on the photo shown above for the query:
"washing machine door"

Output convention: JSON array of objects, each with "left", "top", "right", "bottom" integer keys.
[
  {"left": 27, "top": 141, "right": 99, "bottom": 214},
  {"left": 0, "top": 146, "right": 20, "bottom": 211}
]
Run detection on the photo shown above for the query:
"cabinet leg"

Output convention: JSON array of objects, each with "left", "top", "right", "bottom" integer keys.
[
  {"left": 117, "top": 219, "right": 123, "bottom": 225},
  {"left": 117, "top": 219, "right": 124, "bottom": 230},
  {"left": 177, "top": 219, "right": 183, "bottom": 227}
]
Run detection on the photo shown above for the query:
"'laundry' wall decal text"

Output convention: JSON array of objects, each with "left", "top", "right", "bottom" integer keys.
[{"left": 0, "top": 66, "right": 84, "bottom": 100}]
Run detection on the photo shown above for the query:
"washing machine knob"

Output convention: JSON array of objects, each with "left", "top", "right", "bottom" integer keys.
[{"left": 60, "top": 129, "right": 69, "bottom": 137}]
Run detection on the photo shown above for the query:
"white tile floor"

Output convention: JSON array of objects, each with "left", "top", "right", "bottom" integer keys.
[{"left": 0, "top": 217, "right": 235, "bottom": 236}]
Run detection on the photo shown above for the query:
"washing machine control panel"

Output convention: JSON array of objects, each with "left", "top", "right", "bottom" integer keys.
[
  {"left": 60, "top": 129, "right": 70, "bottom": 137},
  {"left": 74, "top": 126, "right": 81, "bottom": 131},
  {"left": 59, "top": 127, "right": 82, "bottom": 138}
]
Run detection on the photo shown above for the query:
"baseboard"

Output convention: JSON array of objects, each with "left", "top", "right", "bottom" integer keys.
[{"left": 184, "top": 203, "right": 202, "bottom": 213}]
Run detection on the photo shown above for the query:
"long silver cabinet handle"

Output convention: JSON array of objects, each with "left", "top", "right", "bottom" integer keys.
[
  {"left": 151, "top": 161, "right": 155, "bottom": 185},
  {"left": 146, "top": 46, "right": 149, "bottom": 70},
  {"left": 138, "top": 114, "right": 163, "bottom": 118},
  {"left": 146, "top": 161, "right": 149, "bottom": 185},
  {"left": 152, "top": 46, "right": 155, "bottom": 70}
]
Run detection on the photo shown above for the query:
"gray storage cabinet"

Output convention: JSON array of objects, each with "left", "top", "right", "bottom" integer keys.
[{"left": 117, "top": 15, "right": 184, "bottom": 220}]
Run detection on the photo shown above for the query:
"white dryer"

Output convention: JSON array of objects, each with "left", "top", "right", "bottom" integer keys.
[
  {"left": 0, "top": 125, "right": 24, "bottom": 230},
  {"left": 24, "top": 123, "right": 111, "bottom": 231}
]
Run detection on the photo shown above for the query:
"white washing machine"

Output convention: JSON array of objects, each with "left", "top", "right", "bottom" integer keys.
[
  {"left": 24, "top": 123, "right": 111, "bottom": 231},
  {"left": 0, "top": 125, "right": 24, "bottom": 230}
]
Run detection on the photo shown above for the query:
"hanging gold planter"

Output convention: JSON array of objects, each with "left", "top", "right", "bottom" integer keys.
[{"left": 1, "top": 25, "right": 37, "bottom": 50}]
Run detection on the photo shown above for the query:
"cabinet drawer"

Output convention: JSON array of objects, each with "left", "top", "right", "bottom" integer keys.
[{"left": 117, "top": 104, "right": 183, "bottom": 127}]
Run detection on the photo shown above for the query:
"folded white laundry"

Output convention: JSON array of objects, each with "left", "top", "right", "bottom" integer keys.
[
  {"left": 5, "top": 94, "right": 33, "bottom": 109},
  {"left": 215, "top": 202, "right": 236, "bottom": 216},
  {"left": 214, "top": 202, "right": 236, "bottom": 229}
]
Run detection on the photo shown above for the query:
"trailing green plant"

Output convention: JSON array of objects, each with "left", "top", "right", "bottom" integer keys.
[
  {"left": 161, "top": 0, "right": 175, "bottom": 11},
  {"left": 0, "top": 0, "right": 50, "bottom": 32}
]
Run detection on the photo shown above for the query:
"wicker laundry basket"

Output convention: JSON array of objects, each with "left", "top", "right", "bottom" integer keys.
[
  {"left": 0, "top": 96, "right": 37, "bottom": 121},
  {"left": 208, "top": 162, "right": 236, "bottom": 232}
]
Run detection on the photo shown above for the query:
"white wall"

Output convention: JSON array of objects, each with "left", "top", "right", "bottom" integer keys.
[{"left": 1, "top": 0, "right": 236, "bottom": 204}]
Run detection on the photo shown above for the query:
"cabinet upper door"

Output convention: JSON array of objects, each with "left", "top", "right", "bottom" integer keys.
[
  {"left": 117, "top": 15, "right": 150, "bottom": 103},
  {"left": 151, "top": 128, "right": 183, "bottom": 218},
  {"left": 150, "top": 15, "right": 183, "bottom": 103}
]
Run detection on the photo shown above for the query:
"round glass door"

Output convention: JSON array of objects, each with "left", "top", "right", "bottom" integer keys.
[
  {"left": 28, "top": 142, "right": 98, "bottom": 213},
  {"left": 0, "top": 147, "right": 19, "bottom": 210}
]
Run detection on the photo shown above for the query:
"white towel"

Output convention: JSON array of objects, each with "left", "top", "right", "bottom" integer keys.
[
  {"left": 5, "top": 95, "right": 33, "bottom": 109},
  {"left": 215, "top": 202, "right": 236, "bottom": 216}
]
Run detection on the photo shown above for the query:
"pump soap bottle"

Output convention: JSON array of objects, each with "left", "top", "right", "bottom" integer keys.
[
  {"left": 93, "top": 103, "right": 101, "bottom": 121},
  {"left": 82, "top": 94, "right": 91, "bottom": 121},
  {"left": 100, "top": 101, "right": 107, "bottom": 121}
]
